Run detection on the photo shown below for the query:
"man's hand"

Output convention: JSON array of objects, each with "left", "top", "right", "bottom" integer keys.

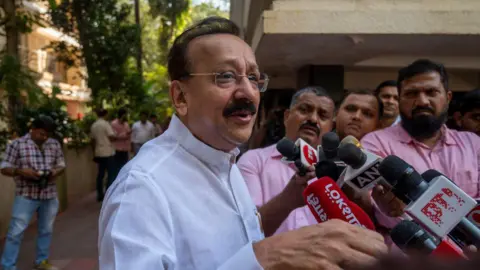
[
  {"left": 281, "top": 165, "right": 316, "bottom": 209},
  {"left": 17, "top": 168, "right": 41, "bottom": 180},
  {"left": 258, "top": 166, "right": 317, "bottom": 236},
  {"left": 463, "top": 245, "right": 478, "bottom": 259},
  {"left": 254, "top": 219, "right": 388, "bottom": 270},
  {"left": 372, "top": 184, "right": 406, "bottom": 217}
]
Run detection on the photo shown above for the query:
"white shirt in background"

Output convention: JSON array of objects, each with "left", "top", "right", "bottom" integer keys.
[
  {"left": 131, "top": 120, "right": 156, "bottom": 144},
  {"left": 98, "top": 114, "right": 264, "bottom": 270}
]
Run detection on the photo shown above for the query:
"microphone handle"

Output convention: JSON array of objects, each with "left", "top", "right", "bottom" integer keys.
[
  {"left": 456, "top": 218, "right": 480, "bottom": 248},
  {"left": 294, "top": 159, "right": 307, "bottom": 176}
]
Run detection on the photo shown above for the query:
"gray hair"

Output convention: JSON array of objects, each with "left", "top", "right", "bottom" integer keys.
[{"left": 290, "top": 86, "right": 332, "bottom": 108}]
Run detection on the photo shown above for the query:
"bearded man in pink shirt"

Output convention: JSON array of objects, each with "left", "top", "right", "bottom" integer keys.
[
  {"left": 361, "top": 59, "right": 480, "bottom": 241},
  {"left": 237, "top": 86, "right": 336, "bottom": 236}
]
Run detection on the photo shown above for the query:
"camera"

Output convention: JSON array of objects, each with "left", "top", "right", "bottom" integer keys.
[{"left": 38, "top": 170, "right": 51, "bottom": 189}]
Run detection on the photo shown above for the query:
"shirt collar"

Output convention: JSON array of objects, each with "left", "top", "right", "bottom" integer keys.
[
  {"left": 166, "top": 114, "right": 239, "bottom": 167},
  {"left": 394, "top": 124, "right": 457, "bottom": 146}
]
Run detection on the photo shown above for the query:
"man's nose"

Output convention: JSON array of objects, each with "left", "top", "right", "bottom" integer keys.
[
  {"left": 307, "top": 111, "right": 320, "bottom": 126},
  {"left": 352, "top": 110, "right": 362, "bottom": 120},
  {"left": 234, "top": 76, "right": 257, "bottom": 101},
  {"left": 416, "top": 92, "right": 430, "bottom": 107}
]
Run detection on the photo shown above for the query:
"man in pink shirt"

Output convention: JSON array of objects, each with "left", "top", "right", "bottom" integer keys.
[
  {"left": 237, "top": 86, "right": 335, "bottom": 235},
  {"left": 360, "top": 59, "right": 480, "bottom": 235},
  {"left": 111, "top": 108, "right": 131, "bottom": 179}
]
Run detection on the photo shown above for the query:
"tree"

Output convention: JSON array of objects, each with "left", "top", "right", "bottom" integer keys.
[
  {"left": 49, "top": 0, "right": 144, "bottom": 109},
  {"left": 190, "top": 1, "right": 229, "bottom": 23},
  {"left": 0, "top": 0, "right": 51, "bottom": 133}
]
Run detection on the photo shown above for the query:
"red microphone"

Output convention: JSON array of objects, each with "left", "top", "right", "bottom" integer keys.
[
  {"left": 303, "top": 176, "right": 375, "bottom": 230},
  {"left": 431, "top": 237, "right": 467, "bottom": 259}
]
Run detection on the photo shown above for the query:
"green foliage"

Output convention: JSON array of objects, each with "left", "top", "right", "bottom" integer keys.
[
  {"left": 13, "top": 87, "right": 91, "bottom": 149},
  {"left": 49, "top": 0, "right": 144, "bottom": 109},
  {"left": 0, "top": 54, "right": 45, "bottom": 106}
]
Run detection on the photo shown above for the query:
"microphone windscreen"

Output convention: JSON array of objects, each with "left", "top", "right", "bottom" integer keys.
[
  {"left": 391, "top": 220, "right": 436, "bottom": 252},
  {"left": 378, "top": 155, "right": 425, "bottom": 199},
  {"left": 315, "top": 160, "right": 339, "bottom": 180},
  {"left": 337, "top": 143, "right": 366, "bottom": 169},
  {"left": 421, "top": 169, "right": 443, "bottom": 183},
  {"left": 277, "top": 138, "right": 297, "bottom": 160},
  {"left": 377, "top": 155, "right": 411, "bottom": 186},
  {"left": 322, "top": 132, "right": 340, "bottom": 159},
  {"left": 339, "top": 135, "right": 362, "bottom": 149}
]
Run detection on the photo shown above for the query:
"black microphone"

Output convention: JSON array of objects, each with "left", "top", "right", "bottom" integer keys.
[
  {"left": 277, "top": 138, "right": 299, "bottom": 161},
  {"left": 277, "top": 138, "right": 308, "bottom": 176},
  {"left": 317, "top": 132, "right": 346, "bottom": 180},
  {"left": 321, "top": 132, "right": 340, "bottom": 160},
  {"left": 391, "top": 220, "right": 466, "bottom": 259}
]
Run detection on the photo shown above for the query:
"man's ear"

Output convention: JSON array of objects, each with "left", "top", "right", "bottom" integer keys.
[
  {"left": 283, "top": 109, "right": 290, "bottom": 127},
  {"left": 447, "top": 90, "right": 453, "bottom": 103},
  {"left": 169, "top": 81, "right": 188, "bottom": 116}
]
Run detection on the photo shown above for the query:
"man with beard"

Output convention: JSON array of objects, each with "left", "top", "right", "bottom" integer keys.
[
  {"left": 238, "top": 86, "right": 335, "bottom": 235},
  {"left": 454, "top": 89, "right": 480, "bottom": 136},
  {"left": 335, "top": 89, "right": 382, "bottom": 141},
  {"left": 375, "top": 80, "right": 401, "bottom": 128},
  {"left": 359, "top": 59, "right": 480, "bottom": 246},
  {"left": 98, "top": 17, "right": 387, "bottom": 270}
]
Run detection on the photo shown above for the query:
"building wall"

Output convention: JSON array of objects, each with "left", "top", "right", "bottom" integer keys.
[
  {"left": 344, "top": 69, "right": 480, "bottom": 91},
  {"left": 0, "top": 147, "right": 97, "bottom": 239}
]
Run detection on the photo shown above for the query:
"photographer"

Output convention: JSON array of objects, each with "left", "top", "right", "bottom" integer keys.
[{"left": 1, "top": 115, "right": 65, "bottom": 270}]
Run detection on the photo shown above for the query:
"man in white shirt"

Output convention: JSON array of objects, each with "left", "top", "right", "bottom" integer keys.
[
  {"left": 98, "top": 16, "right": 387, "bottom": 270},
  {"left": 131, "top": 110, "right": 156, "bottom": 155}
]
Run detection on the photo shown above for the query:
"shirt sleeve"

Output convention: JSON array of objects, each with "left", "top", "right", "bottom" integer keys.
[
  {"left": 98, "top": 171, "right": 177, "bottom": 270},
  {"left": 1, "top": 140, "right": 19, "bottom": 169},
  {"left": 237, "top": 150, "right": 264, "bottom": 206},
  {"left": 106, "top": 122, "right": 115, "bottom": 137},
  {"left": 98, "top": 170, "right": 264, "bottom": 270}
]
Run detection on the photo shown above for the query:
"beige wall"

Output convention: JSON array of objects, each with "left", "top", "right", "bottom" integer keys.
[{"left": 0, "top": 147, "right": 97, "bottom": 239}]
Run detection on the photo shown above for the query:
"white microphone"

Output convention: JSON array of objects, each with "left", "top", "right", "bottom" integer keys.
[
  {"left": 295, "top": 138, "right": 318, "bottom": 168},
  {"left": 276, "top": 137, "right": 318, "bottom": 176},
  {"left": 378, "top": 156, "right": 478, "bottom": 244}
]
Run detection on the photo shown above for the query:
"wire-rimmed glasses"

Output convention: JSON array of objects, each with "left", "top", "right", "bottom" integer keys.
[{"left": 188, "top": 71, "right": 269, "bottom": 92}]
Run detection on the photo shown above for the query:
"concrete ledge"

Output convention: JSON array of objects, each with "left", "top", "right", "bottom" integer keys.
[
  {"left": 263, "top": 10, "right": 480, "bottom": 34},
  {"left": 272, "top": 0, "right": 480, "bottom": 12}
]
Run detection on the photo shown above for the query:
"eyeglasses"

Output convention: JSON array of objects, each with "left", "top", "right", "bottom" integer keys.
[{"left": 187, "top": 71, "right": 269, "bottom": 92}]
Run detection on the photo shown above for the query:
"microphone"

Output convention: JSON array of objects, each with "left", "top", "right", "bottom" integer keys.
[
  {"left": 303, "top": 176, "right": 375, "bottom": 230},
  {"left": 277, "top": 137, "right": 317, "bottom": 175},
  {"left": 319, "top": 132, "right": 340, "bottom": 160},
  {"left": 421, "top": 169, "right": 480, "bottom": 248},
  {"left": 339, "top": 135, "right": 363, "bottom": 149},
  {"left": 378, "top": 156, "right": 478, "bottom": 245},
  {"left": 422, "top": 169, "right": 480, "bottom": 228},
  {"left": 467, "top": 202, "right": 480, "bottom": 228},
  {"left": 337, "top": 141, "right": 385, "bottom": 192},
  {"left": 316, "top": 132, "right": 346, "bottom": 180},
  {"left": 391, "top": 220, "right": 467, "bottom": 259}
]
